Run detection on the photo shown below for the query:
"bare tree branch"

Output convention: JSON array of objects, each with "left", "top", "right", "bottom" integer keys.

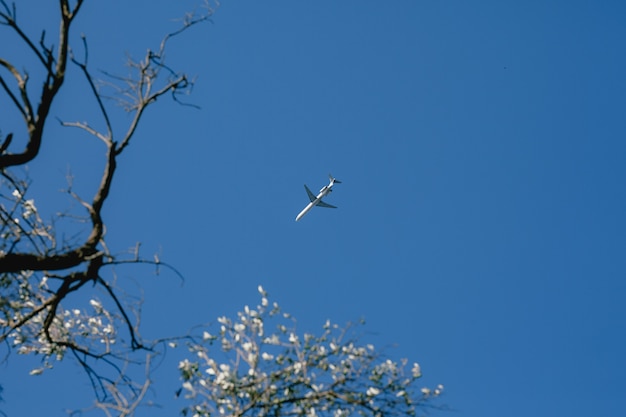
[
  {"left": 0, "top": 0, "right": 83, "bottom": 169},
  {"left": 68, "top": 34, "right": 114, "bottom": 141},
  {"left": 0, "top": 0, "right": 48, "bottom": 68},
  {"left": 0, "top": 58, "right": 31, "bottom": 121}
]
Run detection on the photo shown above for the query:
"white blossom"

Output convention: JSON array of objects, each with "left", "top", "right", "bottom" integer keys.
[
  {"left": 29, "top": 368, "right": 44, "bottom": 376},
  {"left": 23, "top": 199, "right": 36, "bottom": 218},
  {"left": 411, "top": 362, "right": 422, "bottom": 378},
  {"left": 334, "top": 409, "right": 348, "bottom": 417}
]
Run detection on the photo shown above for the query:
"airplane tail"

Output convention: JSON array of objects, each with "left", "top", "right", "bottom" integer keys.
[{"left": 329, "top": 174, "right": 342, "bottom": 184}]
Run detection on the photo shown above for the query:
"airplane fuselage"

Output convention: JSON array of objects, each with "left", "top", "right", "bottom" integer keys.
[{"left": 295, "top": 194, "right": 324, "bottom": 222}]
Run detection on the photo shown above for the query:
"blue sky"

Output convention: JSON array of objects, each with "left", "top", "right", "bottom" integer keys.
[{"left": 2, "top": 1, "right": 626, "bottom": 416}]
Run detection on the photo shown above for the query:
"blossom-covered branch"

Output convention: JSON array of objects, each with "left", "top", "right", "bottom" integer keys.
[{"left": 179, "top": 286, "right": 443, "bottom": 417}]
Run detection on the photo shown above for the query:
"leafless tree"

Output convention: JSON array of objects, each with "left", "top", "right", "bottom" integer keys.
[{"left": 0, "top": 0, "right": 217, "bottom": 413}]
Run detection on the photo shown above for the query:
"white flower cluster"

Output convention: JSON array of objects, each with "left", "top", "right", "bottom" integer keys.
[
  {"left": 177, "top": 286, "right": 444, "bottom": 417},
  {"left": 1, "top": 183, "right": 127, "bottom": 376},
  {"left": 1, "top": 187, "right": 54, "bottom": 255},
  {"left": 1, "top": 287, "right": 118, "bottom": 376}
]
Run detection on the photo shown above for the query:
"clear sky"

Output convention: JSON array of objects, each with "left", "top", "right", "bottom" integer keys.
[{"left": 2, "top": 1, "right": 626, "bottom": 416}]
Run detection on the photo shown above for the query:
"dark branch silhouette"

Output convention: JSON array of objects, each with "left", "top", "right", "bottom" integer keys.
[{"left": 0, "top": 0, "right": 217, "bottom": 413}]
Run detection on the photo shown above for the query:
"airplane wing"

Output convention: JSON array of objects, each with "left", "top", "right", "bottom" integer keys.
[
  {"left": 304, "top": 185, "right": 317, "bottom": 202},
  {"left": 316, "top": 199, "right": 337, "bottom": 209}
]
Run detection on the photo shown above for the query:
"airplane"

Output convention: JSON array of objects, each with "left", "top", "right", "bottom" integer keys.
[{"left": 295, "top": 174, "right": 342, "bottom": 222}]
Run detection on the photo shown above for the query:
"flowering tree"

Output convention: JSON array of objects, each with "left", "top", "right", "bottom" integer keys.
[
  {"left": 179, "top": 286, "right": 443, "bottom": 417},
  {"left": 0, "top": 0, "right": 216, "bottom": 414}
]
